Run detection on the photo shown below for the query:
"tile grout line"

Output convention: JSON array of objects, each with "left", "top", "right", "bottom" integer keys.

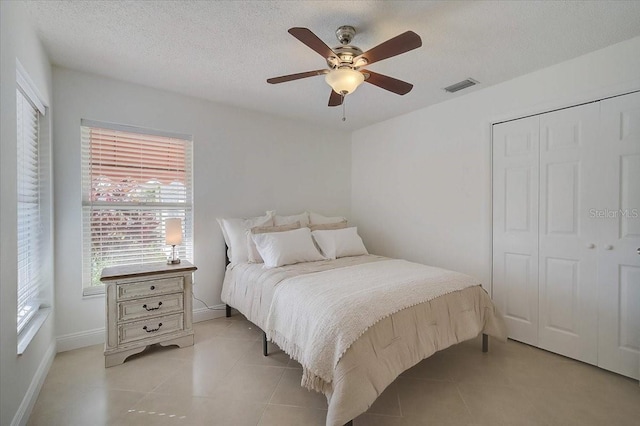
[
  {"left": 120, "top": 389, "right": 150, "bottom": 423},
  {"left": 266, "top": 366, "right": 287, "bottom": 405},
  {"left": 255, "top": 402, "right": 269, "bottom": 426},
  {"left": 256, "top": 367, "right": 288, "bottom": 426},
  {"left": 455, "top": 382, "right": 474, "bottom": 419},
  {"left": 146, "top": 357, "right": 190, "bottom": 394}
]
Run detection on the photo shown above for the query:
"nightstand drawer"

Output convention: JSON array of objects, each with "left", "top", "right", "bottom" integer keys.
[
  {"left": 118, "top": 313, "right": 184, "bottom": 345},
  {"left": 117, "top": 276, "right": 184, "bottom": 300},
  {"left": 118, "top": 293, "right": 184, "bottom": 322}
]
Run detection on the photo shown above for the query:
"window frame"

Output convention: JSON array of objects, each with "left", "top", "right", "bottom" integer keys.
[
  {"left": 16, "top": 87, "right": 42, "bottom": 334},
  {"left": 80, "top": 120, "right": 194, "bottom": 296},
  {"left": 16, "top": 60, "right": 51, "bottom": 355}
]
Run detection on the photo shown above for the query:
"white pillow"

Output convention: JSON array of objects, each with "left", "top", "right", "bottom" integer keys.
[
  {"left": 274, "top": 212, "right": 310, "bottom": 227},
  {"left": 309, "top": 211, "right": 347, "bottom": 225},
  {"left": 252, "top": 227, "right": 325, "bottom": 268},
  {"left": 216, "top": 211, "right": 274, "bottom": 265},
  {"left": 247, "top": 221, "right": 301, "bottom": 263},
  {"left": 311, "top": 227, "right": 368, "bottom": 259}
]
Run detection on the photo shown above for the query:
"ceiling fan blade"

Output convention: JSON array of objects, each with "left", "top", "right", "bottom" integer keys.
[
  {"left": 354, "top": 31, "right": 422, "bottom": 67},
  {"left": 328, "top": 90, "right": 343, "bottom": 107},
  {"left": 363, "top": 70, "right": 413, "bottom": 95},
  {"left": 267, "top": 69, "right": 328, "bottom": 84},
  {"left": 288, "top": 27, "right": 337, "bottom": 60}
]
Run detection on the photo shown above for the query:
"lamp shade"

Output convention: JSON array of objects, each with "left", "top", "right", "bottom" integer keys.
[
  {"left": 325, "top": 68, "right": 365, "bottom": 95},
  {"left": 165, "top": 218, "right": 183, "bottom": 245}
]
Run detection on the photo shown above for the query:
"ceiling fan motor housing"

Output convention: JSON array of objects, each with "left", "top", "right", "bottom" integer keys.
[
  {"left": 329, "top": 45, "right": 364, "bottom": 68},
  {"left": 327, "top": 26, "right": 365, "bottom": 69},
  {"left": 336, "top": 25, "right": 356, "bottom": 45}
]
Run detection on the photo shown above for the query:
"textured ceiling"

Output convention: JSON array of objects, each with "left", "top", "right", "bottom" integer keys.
[{"left": 24, "top": 0, "right": 640, "bottom": 130}]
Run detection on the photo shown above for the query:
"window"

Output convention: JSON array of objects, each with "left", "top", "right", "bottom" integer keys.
[
  {"left": 16, "top": 88, "right": 43, "bottom": 333},
  {"left": 81, "top": 120, "right": 193, "bottom": 295},
  {"left": 16, "top": 61, "right": 50, "bottom": 350}
]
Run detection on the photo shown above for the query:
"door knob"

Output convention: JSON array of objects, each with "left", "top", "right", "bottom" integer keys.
[
  {"left": 587, "top": 243, "right": 595, "bottom": 249},
  {"left": 637, "top": 247, "right": 640, "bottom": 255},
  {"left": 604, "top": 245, "right": 613, "bottom": 250}
]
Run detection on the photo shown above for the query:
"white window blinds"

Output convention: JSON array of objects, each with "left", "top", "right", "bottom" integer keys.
[
  {"left": 17, "top": 88, "right": 42, "bottom": 334},
  {"left": 81, "top": 122, "right": 193, "bottom": 292}
]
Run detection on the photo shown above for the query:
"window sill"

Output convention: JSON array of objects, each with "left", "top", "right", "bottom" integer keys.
[{"left": 17, "top": 307, "right": 51, "bottom": 355}]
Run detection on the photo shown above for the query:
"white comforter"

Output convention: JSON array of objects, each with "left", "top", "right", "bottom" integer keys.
[
  {"left": 266, "top": 259, "right": 480, "bottom": 393},
  {"left": 222, "top": 255, "right": 506, "bottom": 426}
]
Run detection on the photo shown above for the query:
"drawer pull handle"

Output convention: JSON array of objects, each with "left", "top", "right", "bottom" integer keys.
[
  {"left": 142, "top": 302, "right": 162, "bottom": 311},
  {"left": 150, "top": 285, "right": 156, "bottom": 290},
  {"left": 143, "top": 323, "right": 163, "bottom": 333}
]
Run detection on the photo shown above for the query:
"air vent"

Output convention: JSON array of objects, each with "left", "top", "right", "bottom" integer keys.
[{"left": 444, "top": 78, "right": 479, "bottom": 93}]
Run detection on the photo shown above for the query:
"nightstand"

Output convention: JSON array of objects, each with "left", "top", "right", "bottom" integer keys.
[{"left": 100, "top": 261, "right": 197, "bottom": 367}]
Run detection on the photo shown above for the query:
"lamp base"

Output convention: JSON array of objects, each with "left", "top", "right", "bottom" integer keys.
[{"left": 167, "top": 258, "right": 181, "bottom": 265}]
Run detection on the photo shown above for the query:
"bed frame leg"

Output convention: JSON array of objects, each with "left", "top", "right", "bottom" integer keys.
[
  {"left": 262, "top": 331, "right": 268, "bottom": 356},
  {"left": 225, "top": 304, "right": 231, "bottom": 318},
  {"left": 482, "top": 333, "right": 489, "bottom": 353}
]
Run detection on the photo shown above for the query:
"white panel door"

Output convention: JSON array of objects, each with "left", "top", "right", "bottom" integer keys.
[
  {"left": 538, "top": 103, "right": 599, "bottom": 364},
  {"left": 597, "top": 91, "right": 640, "bottom": 379},
  {"left": 493, "top": 116, "right": 540, "bottom": 345}
]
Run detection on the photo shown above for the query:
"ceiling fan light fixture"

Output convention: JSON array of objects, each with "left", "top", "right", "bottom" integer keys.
[{"left": 325, "top": 68, "right": 364, "bottom": 95}]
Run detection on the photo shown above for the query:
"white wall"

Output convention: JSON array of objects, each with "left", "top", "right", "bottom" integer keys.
[
  {"left": 351, "top": 36, "right": 640, "bottom": 292},
  {"left": 0, "top": 2, "right": 56, "bottom": 425},
  {"left": 53, "top": 67, "right": 351, "bottom": 349}
]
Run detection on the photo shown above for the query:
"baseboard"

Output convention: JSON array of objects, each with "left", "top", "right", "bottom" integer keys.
[
  {"left": 56, "top": 327, "right": 104, "bottom": 353},
  {"left": 193, "top": 304, "right": 228, "bottom": 322},
  {"left": 12, "top": 341, "right": 56, "bottom": 426}
]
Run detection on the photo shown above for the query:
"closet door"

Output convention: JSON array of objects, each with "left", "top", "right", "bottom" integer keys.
[
  {"left": 493, "top": 116, "right": 540, "bottom": 345},
  {"left": 538, "top": 103, "right": 599, "bottom": 364},
  {"left": 597, "top": 91, "right": 640, "bottom": 379}
]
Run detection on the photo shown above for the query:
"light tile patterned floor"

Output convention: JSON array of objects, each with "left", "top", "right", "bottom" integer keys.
[{"left": 28, "top": 315, "right": 640, "bottom": 425}]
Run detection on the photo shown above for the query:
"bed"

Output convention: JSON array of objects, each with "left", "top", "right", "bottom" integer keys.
[{"left": 221, "top": 252, "right": 506, "bottom": 426}]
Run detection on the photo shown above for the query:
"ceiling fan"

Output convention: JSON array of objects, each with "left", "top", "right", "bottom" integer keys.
[{"left": 267, "top": 26, "right": 422, "bottom": 108}]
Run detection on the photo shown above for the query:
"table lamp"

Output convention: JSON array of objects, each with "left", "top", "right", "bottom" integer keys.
[{"left": 165, "top": 218, "right": 183, "bottom": 264}]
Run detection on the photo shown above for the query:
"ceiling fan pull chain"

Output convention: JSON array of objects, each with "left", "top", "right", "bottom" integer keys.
[{"left": 342, "top": 93, "right": 346, "bottom": 121}]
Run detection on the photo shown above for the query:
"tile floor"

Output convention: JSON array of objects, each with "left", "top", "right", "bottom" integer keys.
[{"left": 28, "top": 315, "right": 640, "bottom": 425}]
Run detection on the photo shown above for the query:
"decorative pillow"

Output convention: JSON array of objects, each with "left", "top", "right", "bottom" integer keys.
[
  {"left": 252, "top": 227, "right": 326, "bottom": 268},
  {"left": 216, "top": 211, "right": 274, "bottom": 266},
  {"left": 309, "top": 211, "right": 347, "bottom": 225},
  {"left": 311, "top": 227, "right": 368, "bottom": 260},
  {"left": 308, "top": 220, "right": 348, "bottom": 232},
  {"left": 247, "top": 221, "right": 301, "bottom": 263},
  {"left": 274, "top": 212, "right": 310, "bottom": 227}
]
